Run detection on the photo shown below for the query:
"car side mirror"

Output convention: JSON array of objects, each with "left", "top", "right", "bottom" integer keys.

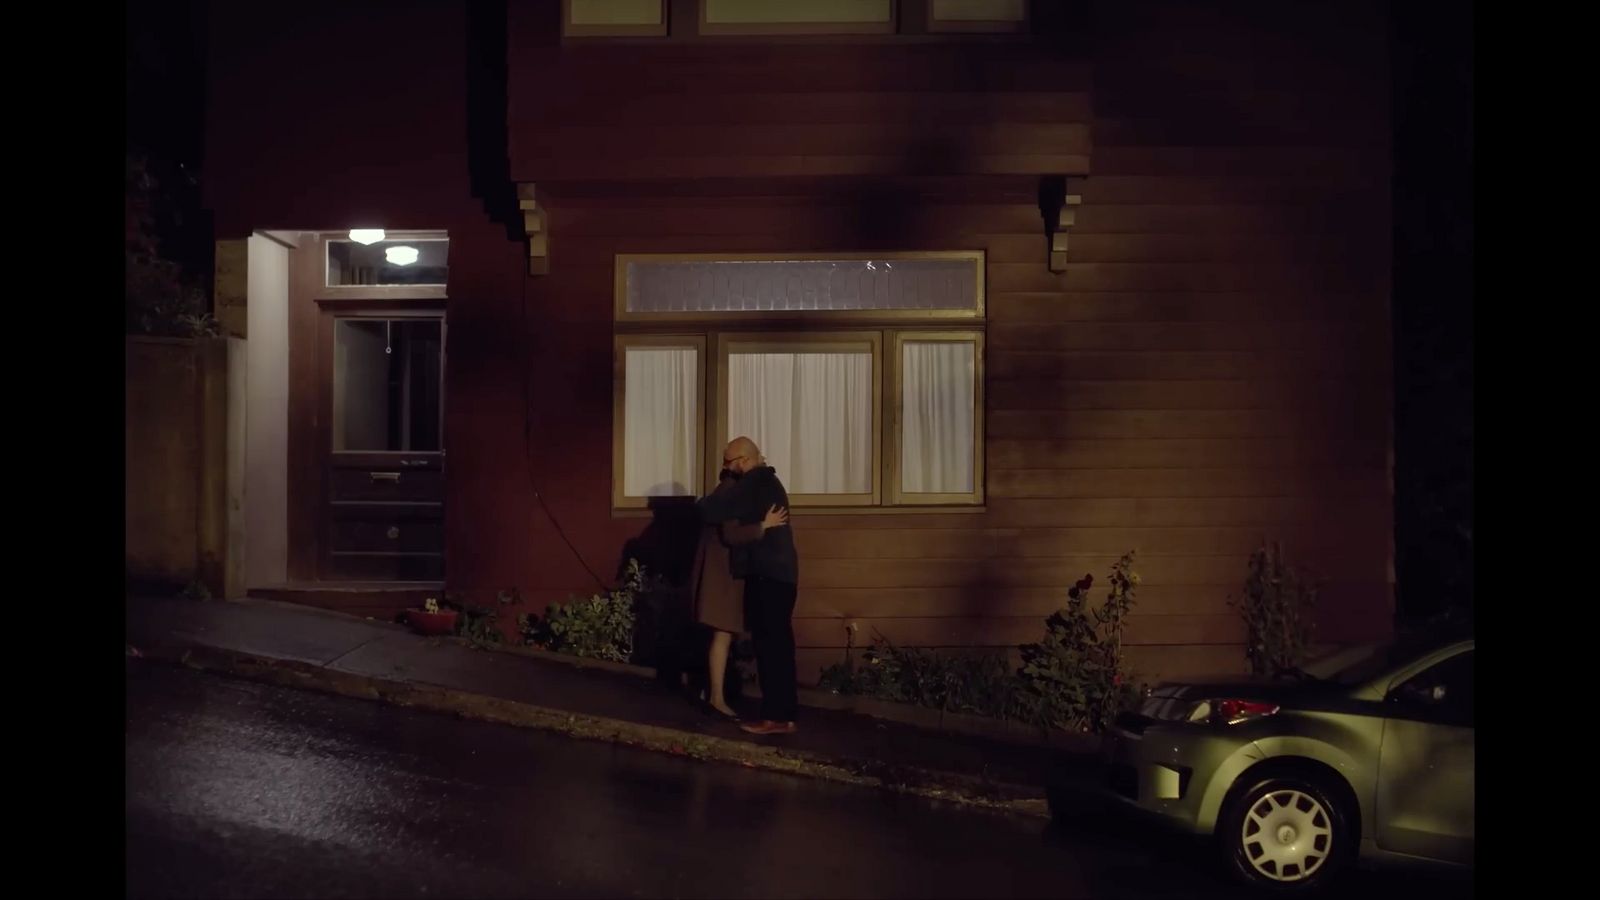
[{"left": 1388, "top": 680, "right": 1445, "bottom": 706}]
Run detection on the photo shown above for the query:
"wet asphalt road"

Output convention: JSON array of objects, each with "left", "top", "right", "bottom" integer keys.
[{"left": 126, "top": 662, "right": 1472, "bottom": 899}]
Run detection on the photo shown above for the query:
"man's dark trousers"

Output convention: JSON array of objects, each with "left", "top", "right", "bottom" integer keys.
[{"left": 744, "top": 575, "right": 799, "bottom": 722}]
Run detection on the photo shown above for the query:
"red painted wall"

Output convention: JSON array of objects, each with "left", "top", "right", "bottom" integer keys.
[{"left": 204, "top": 0, "right": 1394, "bottom": 679}]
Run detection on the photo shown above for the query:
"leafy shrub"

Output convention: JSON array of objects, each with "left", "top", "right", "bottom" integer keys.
[
  {"left": 446, "top": 593, "right": 506, "bottom": 648},
  {"left": 522, "top": 559, "right": 656, "bottom": 662},
  {"left": 818, "top": 551, "right": 1144, "bottom": 734},
  {"left": 1230, "top": 543, "right": 1319, "bottom": 678},
  {"left": 818, "top": 637, "right": 1025, "bottom": 719},
  {"left": 1016, "top": 551, "right": 1140, "bottom": 732}
]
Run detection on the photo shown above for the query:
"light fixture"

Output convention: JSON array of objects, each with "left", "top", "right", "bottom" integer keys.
[
  {"left": 348, "top": 228, "right": 386, "bottom": 245},
  {"left": 385, "top": 245, "right": 420, "bottom": 266}
]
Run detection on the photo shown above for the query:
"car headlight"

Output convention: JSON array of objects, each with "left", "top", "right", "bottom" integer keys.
[{"left": 1184, "top": 698, "right": 1280, "bottom": 725}]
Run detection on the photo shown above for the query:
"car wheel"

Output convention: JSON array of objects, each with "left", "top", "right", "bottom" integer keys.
[{"left": 1219, "top": 773, "right": 1350, "bottom": 892}]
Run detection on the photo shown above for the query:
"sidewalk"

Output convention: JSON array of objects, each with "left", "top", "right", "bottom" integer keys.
[{"left": 125, "top": 595, "right": 1100, "bottom": 818}]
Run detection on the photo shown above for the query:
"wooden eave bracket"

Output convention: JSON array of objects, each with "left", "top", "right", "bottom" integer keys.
[
  {"left": 1039, "top": 175, "right": 1085, "bottom": 273},
  {"left": 518, "top": 183, "right": 549, "bottom": 276}
]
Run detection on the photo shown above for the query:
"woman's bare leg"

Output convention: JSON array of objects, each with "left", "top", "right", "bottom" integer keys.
[{"left": 707, "top": 629, "right": 737, "bottom": 717}]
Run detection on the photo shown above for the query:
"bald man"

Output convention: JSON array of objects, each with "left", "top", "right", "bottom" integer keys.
[{"left": 697, "top": 437, "right": 800, "bottom": 734}]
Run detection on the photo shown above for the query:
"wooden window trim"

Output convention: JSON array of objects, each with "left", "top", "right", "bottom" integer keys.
[
  {"left": 612, "top": 251, "right": 986, "bottom": 514},
  {"left": 563, "top": 0, "right": 670, "bottom": 38},
  {"left": 612, "top": 333, "right": 708, "bottom": 509},
  {"left": 316, "top": 232, "right": 450, "bottom": 301},
  {"left": 712, "top": 330, "right": 884, "bottom": 507},
  {"left": 613, "top": 251, "right": 986, "bottom": 324},
  {"left": 698, "top": 0, "right": 897, "bottom": 36},
  {"left": 925, "top": 0, "right": 1029, "bottom": 34},
  {"left": 886, "top": 329, "right": 985, "bottom": 506}
]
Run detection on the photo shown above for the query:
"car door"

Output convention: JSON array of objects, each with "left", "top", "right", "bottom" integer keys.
[{"left": 1374, "top": 649, "right": 1474, "bottom": 864}]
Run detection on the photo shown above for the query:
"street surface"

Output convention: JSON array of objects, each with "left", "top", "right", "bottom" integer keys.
[{"left": 125, "top": 662, "right": 1472, "bottom": 899}]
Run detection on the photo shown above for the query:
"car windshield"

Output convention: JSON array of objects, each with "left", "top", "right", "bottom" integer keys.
[
  {"left": 1299, "top": 634, "right": 1467, "bottom": 686},
  {"left": 1299, "top": 643, "right": 1395, "bottom": 685}
]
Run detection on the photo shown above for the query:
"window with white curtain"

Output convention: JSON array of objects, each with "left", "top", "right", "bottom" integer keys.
[
  {"left": 612, "top": 253, "right": 985, "bottom": 510},
  {"left": 612, "top": 336, "right": 704, "bottom": 508},
  {"left": 892, "top": 333, "right": 983, "bottom": 504},
  {"left": 721, "top": 335, "right": 881, "bottom": 504}
]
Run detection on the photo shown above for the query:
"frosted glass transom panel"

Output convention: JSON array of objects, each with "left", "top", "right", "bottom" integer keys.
[{"left": 623, "top": 257, "right": 981, "bottom": 315}]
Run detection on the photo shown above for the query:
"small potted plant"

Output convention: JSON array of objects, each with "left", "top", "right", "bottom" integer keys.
[{"left": 404, "top": 597, "right": 458, "bottom": 636}]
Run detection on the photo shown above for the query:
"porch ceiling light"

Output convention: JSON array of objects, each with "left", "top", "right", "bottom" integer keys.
[
  {"left": 385, "top": 245, "right": 420, "bottom": 266},
  {"left": 349, "top": 228, "right": 386, "bottom": 245}
]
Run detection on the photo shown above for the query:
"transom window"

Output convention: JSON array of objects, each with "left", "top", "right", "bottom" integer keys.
[{"left": 613, "top": 252, "right": 985, "bottom": 511}]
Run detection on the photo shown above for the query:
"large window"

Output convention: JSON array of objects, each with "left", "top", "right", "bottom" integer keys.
[{"left": 613, "top": 253, "right": 984, "bottom": 510}]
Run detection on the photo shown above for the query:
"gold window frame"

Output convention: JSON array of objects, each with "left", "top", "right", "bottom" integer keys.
[
  {"left": 712, "top": 331, "right": 884, "bottom": 507},
  {"left": 698, "top": 0, "right": 897, "bottom": 36},
  {"left": 611, "top": 334, "right": 707, "bottom": 509},
  {"left": 613, "top": 251, "right": 986, "bottom": 324},
  {"left": 562, "top": 0, "right": 669, "bottom": 39},
  {"left": 887, "top": 329, "right": 986, "bottom": 506}
]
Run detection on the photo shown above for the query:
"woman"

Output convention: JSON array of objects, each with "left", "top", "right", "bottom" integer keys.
[{"left": 689, "top": 470, "right": 788, "bottom": 720}]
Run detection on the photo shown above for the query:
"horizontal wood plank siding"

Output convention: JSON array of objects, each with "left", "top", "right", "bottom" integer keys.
[{"left": 482, "top": 0, "right": 1394, "bottom": 685}]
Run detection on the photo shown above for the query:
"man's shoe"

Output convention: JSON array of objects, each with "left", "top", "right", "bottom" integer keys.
[{"left": 738, "top": 719, "right": 798, "bottom": 735}]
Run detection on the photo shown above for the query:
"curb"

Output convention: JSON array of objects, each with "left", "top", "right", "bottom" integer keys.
[
  {"left": 136, "top": 641, "right": 1053, "bottom": 820},
  {"left": 452, "top": 636, "right": 1099, "bottom": 755}
]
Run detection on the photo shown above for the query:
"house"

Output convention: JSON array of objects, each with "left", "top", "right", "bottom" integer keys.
[{"left": 198, "top": 0, "right": 1394, "bottom": 683}]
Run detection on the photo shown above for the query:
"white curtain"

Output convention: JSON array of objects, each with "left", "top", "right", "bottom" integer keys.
[
  {"left": 623, "top": 347, "right": 698, "bottom": 497},
  {"left": 901, "top": 341, "right": 974, "bottom": 493},
  {"left": 728, "top": 351, "right": 872, "bottom": 495}
]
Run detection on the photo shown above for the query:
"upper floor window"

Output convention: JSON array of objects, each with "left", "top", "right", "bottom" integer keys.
[
  {"left": 563, "top": 0, "right": 1030, "bottom": 40},
  {"left": 700, "top": 0, "right": 895, "bottom": 35}
]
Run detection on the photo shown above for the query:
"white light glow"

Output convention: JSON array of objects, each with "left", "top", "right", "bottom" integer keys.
[
  {"left": 348, "top": 228, "right": 386, "bottom": 245},
  {"left": 385, "top": 245, "right": 420, "bottom": 266}
]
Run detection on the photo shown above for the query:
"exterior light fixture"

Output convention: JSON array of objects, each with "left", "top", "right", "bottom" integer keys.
[
  {"left": 385, "top": 245, "right": 420, "bottom": 266},
  {"left": 349, "top": 228, "right": 386, "bottom": 245}
]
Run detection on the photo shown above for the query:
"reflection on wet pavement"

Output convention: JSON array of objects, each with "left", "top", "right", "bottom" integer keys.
[{"left": 125, "top": 662, "right": 1471, "bottom": 899}]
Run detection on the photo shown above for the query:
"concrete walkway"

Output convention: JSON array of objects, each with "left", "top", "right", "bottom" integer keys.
[{"left": 125, "top": 595, "right": 1101, "bottom": 817}]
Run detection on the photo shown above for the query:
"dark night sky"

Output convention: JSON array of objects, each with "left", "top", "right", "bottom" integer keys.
[
  {"left": 125, "top": 0, "right": 210, "bottom": 275},
  {"left": 124, "top": 1, "right": 1472, "bottom": 623}
]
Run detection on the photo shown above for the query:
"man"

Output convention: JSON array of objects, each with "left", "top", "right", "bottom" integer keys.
[{"left": 697, "top": 436, "right": 800, "bottom": 735}]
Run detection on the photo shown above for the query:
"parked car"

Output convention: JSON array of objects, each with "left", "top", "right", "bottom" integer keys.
[{"left": 1072, "top": 633, "right": 1473, "bottom": 892}]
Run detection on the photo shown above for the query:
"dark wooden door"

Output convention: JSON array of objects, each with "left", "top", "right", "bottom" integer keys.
[{"left": 318, "top": 311, "right": 446, "bottom": 580}]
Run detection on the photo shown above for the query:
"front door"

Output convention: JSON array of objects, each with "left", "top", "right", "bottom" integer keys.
[
  {"left": 320, "top": 311, "right": 446, "bottom": 580},
  {"left": 1374, "top": 649, "right": 1475, "bottom": 864}
]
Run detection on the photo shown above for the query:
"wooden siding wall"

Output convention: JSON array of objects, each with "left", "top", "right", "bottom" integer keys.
[
  {"left": 497, "top": 1, "right": 1394, "bottom": 683},
  {"left": 510, "top": 38, "right": 1093, "bottom": 182},
  {"left": 201, "top": 1, "right": 1394, "bottom": 683}
]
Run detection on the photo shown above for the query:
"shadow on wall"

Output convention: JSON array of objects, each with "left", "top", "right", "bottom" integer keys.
[
  {"left": 619, "top": 486, "right": 704, "bottom": 689},
  {"left": 818, "top": 134, "right": 979, "bottom": 248}
]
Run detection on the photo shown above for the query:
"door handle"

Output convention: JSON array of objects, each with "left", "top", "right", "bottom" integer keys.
[{"left": 369, "top": 472, "right": 401, "bottom": 483}]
